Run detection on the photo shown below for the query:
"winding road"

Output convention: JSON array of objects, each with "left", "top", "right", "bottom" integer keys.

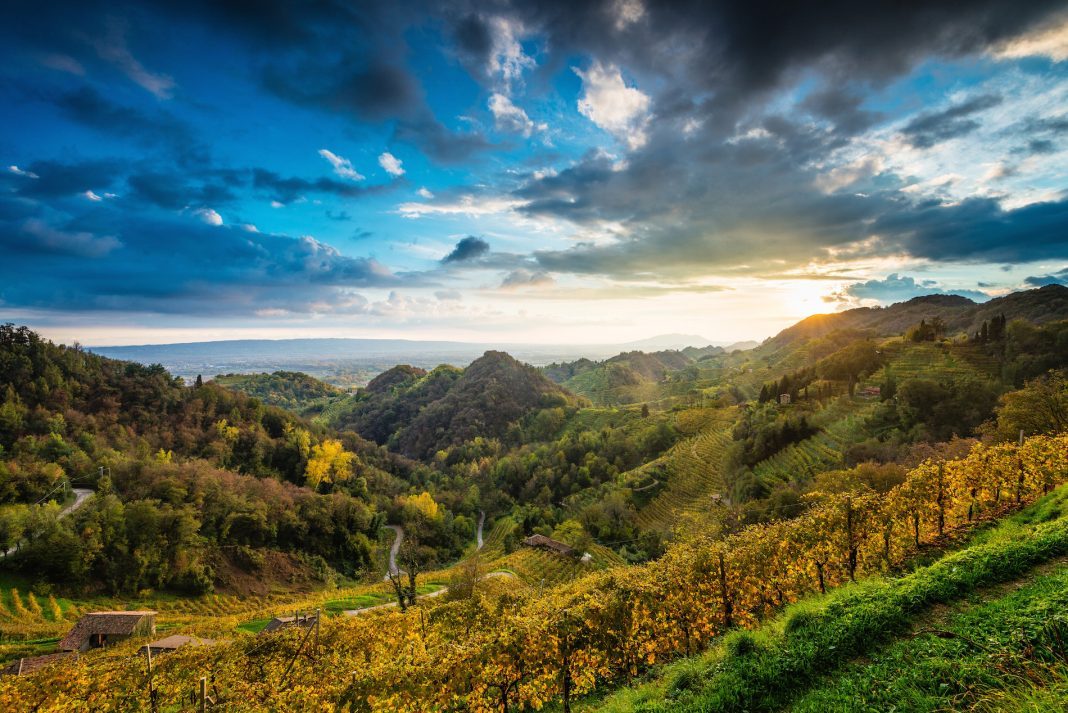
[
  {"left": 1, "top": 488, "right": 94, "bottom": 559},
  {"left": 383, "top": 525, "right": 404, "bottom": 580},
  {"left": 353, "top": 514, "right": 507, "bottom": 616}
]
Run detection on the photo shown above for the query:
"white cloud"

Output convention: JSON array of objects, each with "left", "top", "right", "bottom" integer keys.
[
  {"left": 573, "top": 61, "right": 651, "bottom": 150},
  {"left": 995, "top": 12, "right": 1068, "bottom": 62},
  {"left": 397, "top": 195, "right": 525, "bottom": 218},
  {"left": 83, "top": 190, "right": 103, "bottom": 202},
  {"left": 318, "top": 149, "right": 365, "bottom": 181},
  {"left": 8, "top": 165, "right": 39, "bottom": 179},
  {"left": 613, "top": 0, "right": 646, "bottom": 31},
  {"left": 417, "top": 187, "right": 434, "bottom": 199},
  {"left": 193, "top": 208, "right": 223, "bottom": 226},
  {"left": 488, "top": 93, "right": 546, "bottom": 137},
  {"left": 95, "top": 21, "right": 175, "bottom": 99},
  {"left": 487, "top": 16, "right": 536, "bottom": 91},
  {"left": 240, "top": 223, "right": 260, "bottom": 233},
  {"left": 378, "top": 151, "right": 405, "bottom": 177},
  {"left": 270, "top": 200, "right": 284, "bottom": 208}
]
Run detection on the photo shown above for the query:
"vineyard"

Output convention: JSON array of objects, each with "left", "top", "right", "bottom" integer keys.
[
  {"left": 635, "top": 412, "right": 735, "bottom": 531},
  {"left": 750, "top": 401, "right": 876, "bottom": 487},
  {"left": 5, "top": 433, "right": 1062, "bottom": 711}
]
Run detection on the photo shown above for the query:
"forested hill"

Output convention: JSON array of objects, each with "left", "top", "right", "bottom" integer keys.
[
  {"left": 212, "top": 370, "right": 343, "bottom": 413},
  {"left": 327, "top": 350, "right": 584, "bottom": 459},
  {"left": 0, "top": 324, "right": 422, "bottom": 593},
  {"left": 769, "top": 284, "right": 1068, "bottom": 347}
]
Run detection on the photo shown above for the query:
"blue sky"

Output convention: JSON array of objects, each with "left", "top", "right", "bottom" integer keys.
[{"left": 2, "top": 1, "right": 1068, "bottom": 345}]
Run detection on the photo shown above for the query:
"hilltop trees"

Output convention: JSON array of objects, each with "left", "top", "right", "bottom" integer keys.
[{"left": 817, "top": 341, "right": 881, "bottom": 396}]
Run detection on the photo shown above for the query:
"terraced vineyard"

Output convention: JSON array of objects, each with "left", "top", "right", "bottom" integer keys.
[
  {"left": 878, "top": 340, "right": 991, "bottom": 382},
  {"left": 750, "top": 402, "right": 875, "bottom": 487},
  {"left": 635, "top": 411, "right": 736, "bottom": 531},
  {"left": 490, "top": 543, "right": 624, "bottom": 588}
]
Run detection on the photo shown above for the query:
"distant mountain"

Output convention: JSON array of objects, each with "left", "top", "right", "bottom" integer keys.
[
  {"left": 768, "top": 285, "right": 1068, "bottom": 347},
  {"left": 621, "top": 333, "right": 715, "bottom": 350},
  {"left": 330, "top": 351, "right": 581, "bottom": 459},
  {"left": 87, "top": 335, "right": 747, "bottom": 387}
]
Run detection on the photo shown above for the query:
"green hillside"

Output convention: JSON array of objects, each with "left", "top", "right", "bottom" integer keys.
[{"left": 583, "top": 485, "right": 1068, "bottom": 713}]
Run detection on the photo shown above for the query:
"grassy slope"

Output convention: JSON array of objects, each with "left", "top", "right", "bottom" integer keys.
[{"left": 579, "top": 485, "right": 1068, "bottom": 713}]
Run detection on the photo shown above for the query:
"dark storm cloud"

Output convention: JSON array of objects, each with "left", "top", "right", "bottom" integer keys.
[
  {"left": 251, "top": 169, "right": 394, "bottom": 205},
  {"left": 393, "top": 117, "right": 494, "bottom": 164},
  {"left": 441, "top": 236, "right": 490, "bottom": 263},
  {"left": 449, "top": 0, "right": 1061, "bottom": 123},
  {"left": 1023, "top": 268, "right": 1068, "bottom": 287},
  {"left": 11, "top": 159, "right": 123, "bottom": 198},
  {"left": 51, "top": 87, "right": 205, "bottom": 163},
  {"left": 126, "top": 172, "right": 237, "bottom": 210},
  {"left": 871, "top": 197, "right": 1068, "bottom": 263},
  {"left": 263, "top": 61, "right": 423, "bottom": 123},
  {"left": 833, "top": 273, "right": 990, "bottom": 304},
  {"left": 0, "top": 210, "right": 401, "bottom": 315},
  {"left": 901, "top": 94, "right": 1003, "bottom": 148},
  {"left": 801, "top": 88, "right": 884, "bottom": 136}
]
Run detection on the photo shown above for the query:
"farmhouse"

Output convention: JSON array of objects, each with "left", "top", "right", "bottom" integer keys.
[
  {"left": 521, "top": 534, "right": 575, "bottom": 557},
  {"left": 59, "top": 611, "right": 156, "bottom": 652}
]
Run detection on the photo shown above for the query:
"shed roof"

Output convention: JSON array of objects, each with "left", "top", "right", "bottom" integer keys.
[
  {"left": 522, "top": 534, "right": 575, "bottom": 555},
  {"left": 0, "top": 652, "right": 74, "bottom": 676},
  {"left": 59, "top": 611, "right": 156, "bottom": 650},
  {"left": 146, "top": 634, "right": 215, "bottom": 651}
]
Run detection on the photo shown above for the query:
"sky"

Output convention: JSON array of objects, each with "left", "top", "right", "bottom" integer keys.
[{"left": 2, "top": 0, "right": 1068, "bottom": 346}]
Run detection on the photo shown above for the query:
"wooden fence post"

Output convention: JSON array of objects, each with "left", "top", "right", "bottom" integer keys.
[
  {"left": 199, "top": 676, "right": 207, "bottom": 713},
  {"left": 145, "top": 645, "right": 156, "bottom": 712}
]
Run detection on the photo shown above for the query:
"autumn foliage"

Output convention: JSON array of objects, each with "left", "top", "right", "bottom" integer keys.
[{"left": 1, "top": 433, "right": 1066, "bottom": 711}]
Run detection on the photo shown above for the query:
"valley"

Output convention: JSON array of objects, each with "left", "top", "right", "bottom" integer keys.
[{"left": 1, "top": 285, "right": 1067, "bottom": 711}]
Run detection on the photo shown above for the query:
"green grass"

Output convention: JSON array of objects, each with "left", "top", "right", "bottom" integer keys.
[
  {"left": 319, "top": 584, "right": 442, "bottom": 615},
  {"left": 235, "top": 618, "right": 271, "bottom": 635},
  {"left": 792, "top": 562, "right": 1068, "bottom": 712},
  {"left": 584, "top": 485, "right": 1068, "bottom": 713}
]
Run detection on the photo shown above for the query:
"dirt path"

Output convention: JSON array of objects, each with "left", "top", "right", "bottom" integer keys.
[
  {"left": 476, "top": 511, "right": 485, "bottom": 550},
  {"left": 61, "top": 488, "right": 93, "bottom": 517},
  {"left": 383, "top": 525, "right": 404, "bottom": 580},
  {"left": 1, "top": 488, "right": 93, "bottom": 559},
  {"left": 345, "top": 571, "right": 516, "bottom": 616}
]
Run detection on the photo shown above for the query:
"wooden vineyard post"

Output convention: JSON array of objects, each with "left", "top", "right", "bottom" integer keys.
[
  {"left": 315, "top": 607, "right": 321, "bottom": 653},
  {"left": 199, "top": 676, "right": 207, "bottom": 713},
  {"left": 145, "top": 645, "right": 157, "bottom": 712}
]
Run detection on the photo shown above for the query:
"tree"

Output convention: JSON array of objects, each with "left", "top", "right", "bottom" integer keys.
[
  {"left": 304, "top": 439, "right": 356, "bottom": 490},
  {"left": 992, "top": 371, "right": 1068, "bottom": 440},
  {"left": 817, "top": 341, "right": 880, "bottom": 396}
]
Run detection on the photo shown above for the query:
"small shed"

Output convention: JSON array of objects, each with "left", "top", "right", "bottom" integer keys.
[
  {"left": 779, "top": 393, "right": 791, "bottom": 405},
  {"left": 0, "top": 652, "right": 75, "bottom": 676},
  {"left": 59, "top": 611, "right": 156, "bottom": 652},
  {"left": 258, "top": 611, "right": 319, "bottom": 636},
  {"left": 144, "top": 634, "right": 216, "bottom": 656},
  {"left": 521, "top": 534, "right": 576, "bottom": 557}
]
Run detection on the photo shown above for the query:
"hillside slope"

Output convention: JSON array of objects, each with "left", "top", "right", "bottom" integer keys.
[
  {"left": 330, "top": 351, "right": 582, "bottom": 459},
  {"left": 585, "top": 485, "right": 1068, "bottom": 713},
  {"left": 767, "top": 284, "right": 1068, "bottom": 347}
]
